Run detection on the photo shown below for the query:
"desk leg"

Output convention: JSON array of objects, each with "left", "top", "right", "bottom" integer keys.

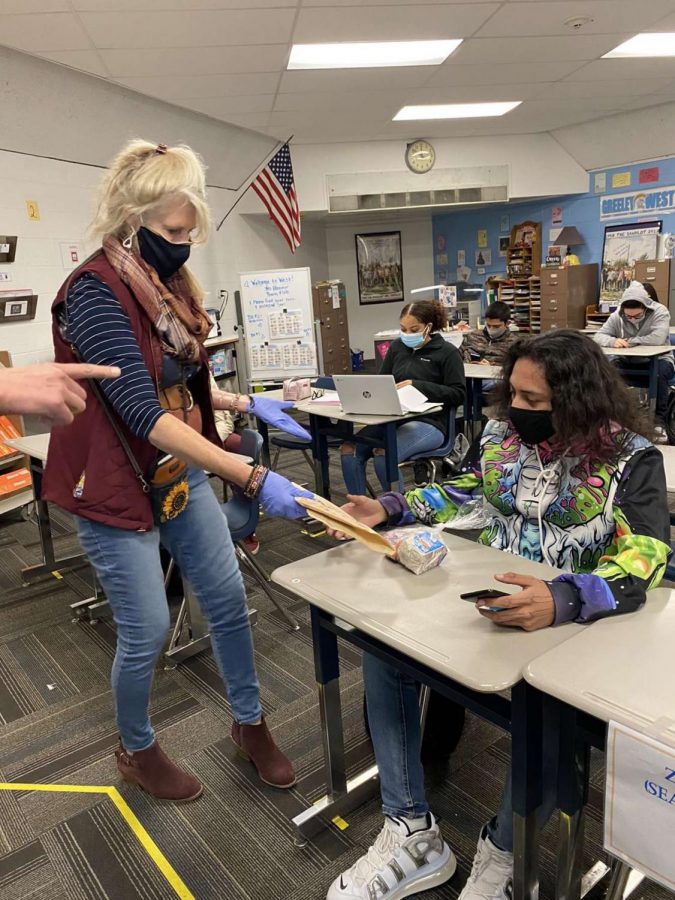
[
  {"left": 383, "top": 421, "right": 399, "bottom": 492},
  {"left": 292, "top": 607, "right": 379, "bottom": 844},
  {"left": 464, "top": 379, "right": 474, "bottom": 439},
  {"left": 511, "top": 680, "right": 543, "bottom": 900},
  {"left": 648, "top": 358, "right": 658, "bottom": 416},
  {"left": 309, "top": 413, "right": 330, "bottom": 499},
  {"left": 257, "top": 419, "right": 271, "bottom": 468},
  {"left": 22, "top": 456, "right": 87, "bottom": 582},
  {"left": 555, "top": 703, "right": 589, "bottom": 900}
]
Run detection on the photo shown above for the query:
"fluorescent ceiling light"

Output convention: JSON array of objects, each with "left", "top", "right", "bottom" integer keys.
[
  {"left": 394, "top": 101, "right": 521, "bottom": 121},
  {"left": 288, "top": 40, "right": 461, "bottom": 70},
  {"left": 604, "top": 33, "right": 675, "bottom": 58}
]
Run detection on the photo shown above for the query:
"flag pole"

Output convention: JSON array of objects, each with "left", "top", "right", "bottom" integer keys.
[{"left": 215, "top": 134, "right": 294, "bottom": 232}]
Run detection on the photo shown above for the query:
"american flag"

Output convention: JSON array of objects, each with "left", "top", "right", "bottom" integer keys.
[{"left": 251, "top": 143, "right": 301, "bottom": 253}]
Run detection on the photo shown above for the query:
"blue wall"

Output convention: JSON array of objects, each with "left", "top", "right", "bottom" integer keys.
[{"left": 432, "top": 156, "right": 675, "bottom": 287}]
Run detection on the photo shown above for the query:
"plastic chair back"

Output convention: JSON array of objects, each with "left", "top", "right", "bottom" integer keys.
[{"left": 407, "top": 408, "right": 457, "bottom": 463}]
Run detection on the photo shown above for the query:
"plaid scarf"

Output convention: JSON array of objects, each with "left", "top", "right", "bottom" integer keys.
[{"left": 102, "top": 234, "right": 212, "bottom": 364}]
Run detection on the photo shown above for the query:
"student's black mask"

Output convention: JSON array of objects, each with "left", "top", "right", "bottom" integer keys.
[{"left": 509, "top": 406, "right": 555, "bottom": 445}]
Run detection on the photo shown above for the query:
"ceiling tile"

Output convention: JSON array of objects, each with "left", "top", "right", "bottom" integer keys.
[
  {"left": 201, "top": 111, "right": 272, "bottom": 130},
  {"left": 477, "top": 1, "right": 675, "bottom": 38},
  {"left": 99, "top": 44, "right": 289, "bottom": 76},
  {"left": 399, "top": 82, "right": 544, "bottom": 103},
  {"left": 274, "top": 91, "right": 402, "bottom": 115},
  {"left": 565, "top": 58, "right": 675, "bottom": 80},
  {"left": 531, "top": 78, "right": 668, "bottom": 100},
  {"left": 114, "top": 73, "right": 280, "bottom": 100},
  {"left": 279, "top": 67, "right": 435, "bottom": 92},
  {"left": 644, "top": 11, "right": 675, "bottom": 29},
  {"left": 0, "top": 1, "right": 68, "bottom": 9},
  {"left": 292, "top": 3, "right": 499, "bottom": 42},
  {"left": 79, "top": 8, "right": 295, "bottom": 48},
  {"left": 73, "top": 0, "right": 295, "bottom": 8},
  {"left": 426, "top": 59, "right": 585, "bottom": 86},
  {"left": 183, "top": 94, "right": 276, "bottom": 117},
  {"left": 0, "top": 12, "right": 91, "bottom": 51},
  {"left": 39, "top": 49, "right": 109, "bottom": 76},
  {"left": 448, "top": 34, "right": 632, "bottom": 64}
]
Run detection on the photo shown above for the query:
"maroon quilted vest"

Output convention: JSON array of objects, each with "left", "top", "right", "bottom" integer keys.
[{"left": 42, "top": 251, "right": 219, "bottom": 531}]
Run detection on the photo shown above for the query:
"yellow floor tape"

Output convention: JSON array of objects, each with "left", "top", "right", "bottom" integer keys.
[{"left": 0, "top": 782, "right": 194, "bottom": 900}]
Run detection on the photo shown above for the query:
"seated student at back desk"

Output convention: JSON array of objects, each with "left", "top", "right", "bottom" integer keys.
[
  {"left": 593, "top": 280, "right": 673, "bottom": 442},
  {"left": 461, "top": 300, "right": 517, "bottom": 367},
  {"left": 325, "top": 330, "right": 670, "bottom": 900},
  {"left": 341, "top": 300, "right": 465, "bottom": 495}
]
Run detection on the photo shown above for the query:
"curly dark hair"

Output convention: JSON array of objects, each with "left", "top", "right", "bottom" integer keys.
[
  {"left": 490, "top": 329, "right": 651, "bottom": 460},
  {"left": 400, "top": 299, "right": 447, "bottom": 332}
]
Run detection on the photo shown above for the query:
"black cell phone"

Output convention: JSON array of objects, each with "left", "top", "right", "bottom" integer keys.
[{"left": 460, "top": 589, "right": 509, "bottom": 613}]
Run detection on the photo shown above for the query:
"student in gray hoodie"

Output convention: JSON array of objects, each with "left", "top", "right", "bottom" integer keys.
[{"left": 594, "top": 280, "right": 673, "bottom": 435}]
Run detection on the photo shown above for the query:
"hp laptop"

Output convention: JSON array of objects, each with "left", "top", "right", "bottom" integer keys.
[{"left": 332, "top": 374, "right": 438, "bottom": 416}]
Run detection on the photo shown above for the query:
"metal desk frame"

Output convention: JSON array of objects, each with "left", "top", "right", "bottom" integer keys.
[{"left": 301, "top": 605, "right": 546, "bottom": 900}]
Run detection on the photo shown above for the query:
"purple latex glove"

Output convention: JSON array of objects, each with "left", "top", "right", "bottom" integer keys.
[
  {"left": 259, "top": 471, "right": 313, "bottom": 519},
  {"left": 248, "top": 395, "right": 311, "bottom": 441}
]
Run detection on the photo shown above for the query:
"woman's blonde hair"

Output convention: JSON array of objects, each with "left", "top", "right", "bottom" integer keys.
[{"left": 92, "top": 139, "right": 210, "bottom": 243}]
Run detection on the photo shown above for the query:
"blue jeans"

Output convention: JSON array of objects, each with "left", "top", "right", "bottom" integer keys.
[
  {"left": 77, "top": 467, "right": 261, "bottom": 752},
  {"left": 364, "top": 653, "right": 560, "bottom": 852},
  {"left": 341, "top": 421, "right": 444, "bottom": 495}
]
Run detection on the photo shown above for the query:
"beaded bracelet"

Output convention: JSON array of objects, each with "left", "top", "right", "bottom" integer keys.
[
  {"left": 227, "top": 392, "right": 243, "bottom": 412},
  {"left": 243, "top": 464, "right": 269, "bottom": 499}
]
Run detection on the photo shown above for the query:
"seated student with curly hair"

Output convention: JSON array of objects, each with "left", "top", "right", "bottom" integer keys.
[{"left": 325, "top": 330, "right": 670, "bottom": 900}]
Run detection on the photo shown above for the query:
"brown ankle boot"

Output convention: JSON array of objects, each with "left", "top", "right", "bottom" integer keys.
[
  {"left": 231, "top": 716, "right": 296, "bottom": 789},
  {"left": 115, "top": 740, "right": 203, "bottom": 802}
]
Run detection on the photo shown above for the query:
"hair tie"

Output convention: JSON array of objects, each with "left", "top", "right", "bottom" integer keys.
[{"left": 155, "top": 143, "right": 168, "bottom": 155}]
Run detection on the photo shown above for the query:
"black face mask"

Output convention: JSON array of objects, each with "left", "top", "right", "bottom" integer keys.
[
  {"left": 137, "top": 226, "right": 191, "bottom": 281},
  {"left": 509, "top": 406, "right": 555, "bottom": 446}
]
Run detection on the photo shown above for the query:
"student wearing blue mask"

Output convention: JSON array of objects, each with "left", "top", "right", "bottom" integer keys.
[{"left": 341, "top": 300, "right": 465, "bottom": 494}]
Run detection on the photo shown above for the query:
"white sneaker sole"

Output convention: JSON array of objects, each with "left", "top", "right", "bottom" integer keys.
[{"left": 393, "top": 847, "right": 457, "bottom": 898}]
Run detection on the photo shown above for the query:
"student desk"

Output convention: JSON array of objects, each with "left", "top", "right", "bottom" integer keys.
[
  {"left": 6, "top": 434, "right": 255, "bottom": 662},
  {"left": 525, "top": 588, "right": 675, "bottom": 900},
  {"left": 295, "top": 395, "right": 444, "bottom": 498},
  {"left": 5, "top": 432, "right": 87, "bottom": 582},
  {"left": 600, "top": 345, "right": 672, "bottom": 412},
  {"left": 463, "top": 362, "right": 502, "bottom": 435},
  {"left": 272, "top": 532, "right": 583, "bottom": 900}
]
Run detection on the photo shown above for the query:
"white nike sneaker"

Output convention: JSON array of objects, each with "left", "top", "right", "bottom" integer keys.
[
  {"left": 459, "top": 828, "right": 514, "bottom": 900},
  {"left": 327, "top": 812, "right": 456, "bottom": 899}
]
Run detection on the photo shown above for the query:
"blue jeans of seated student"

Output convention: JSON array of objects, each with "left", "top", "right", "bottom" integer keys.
[
  {"left": 77, "top": 467, "right": 261, "bottom": 752},
  {"left": 341, "top": 421, "right": 444, "bottom": 496},
  {"left": 364, "top": 652, "right": 562, "bottom": 852}
]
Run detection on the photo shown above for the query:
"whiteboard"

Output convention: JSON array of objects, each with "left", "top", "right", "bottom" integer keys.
[{"left": 239, "top": 268, "right": 319, "bottom": 383}]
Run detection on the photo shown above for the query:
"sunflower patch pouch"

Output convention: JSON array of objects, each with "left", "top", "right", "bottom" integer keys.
[{"left": 150, "top": 455, "right": 190, "bottom": 523}]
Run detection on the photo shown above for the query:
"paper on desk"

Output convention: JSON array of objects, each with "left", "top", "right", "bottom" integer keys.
[
  {"left": 306, "top": 390, "right": 341, "bottom": 405},
  {"left": 397, "top": 384, "right": 437, "bottom": 413},
  {"left": 296, "top": 495, "right": 394, "bottom": 554}
]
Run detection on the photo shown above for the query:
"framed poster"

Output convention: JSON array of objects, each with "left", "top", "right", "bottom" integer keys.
[
  {"left": 600, "top": 221, "right": 661, "bottom": 303},
  {"left": 355, "top": 231, "right": 404, "bottom": 305}
]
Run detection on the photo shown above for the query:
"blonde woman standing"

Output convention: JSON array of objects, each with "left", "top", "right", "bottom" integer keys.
[{"left": 43, "top": 140, "right": 311, "bottom": 801}]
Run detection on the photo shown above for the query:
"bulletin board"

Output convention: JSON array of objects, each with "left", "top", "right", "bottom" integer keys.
[{"left": 238, "top": 267, "right": 318, "bottom": 383}]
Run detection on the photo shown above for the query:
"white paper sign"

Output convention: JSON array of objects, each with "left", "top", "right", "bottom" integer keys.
[
  {"left": 331, "top": 284, "right": 340, "bottom": 309},
  {"left": 605, "top": 721, "right": 675, "bottom": 892}
]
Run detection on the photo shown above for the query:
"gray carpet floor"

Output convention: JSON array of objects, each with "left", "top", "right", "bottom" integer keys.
[{"left": 0, "top": 447, "right": 671, "bottom": 900}]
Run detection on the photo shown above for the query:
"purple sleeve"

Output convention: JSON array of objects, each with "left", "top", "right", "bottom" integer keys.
[{"left": 378, "top": 492, "right": 416, "bottom": 527}]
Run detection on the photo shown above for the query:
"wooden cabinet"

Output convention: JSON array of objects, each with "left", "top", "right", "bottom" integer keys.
[
  {"left": 540, "top": 264, "right": 598, "bottom": 332},
  {"left": 633, "top": 259, "right": 670, "bottom": 306},
  {"left": 312, "top": 281, "right": 352, "bottom": 376}
]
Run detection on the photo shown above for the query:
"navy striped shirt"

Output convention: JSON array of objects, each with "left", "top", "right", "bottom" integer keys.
[{"left": 66, "top": 275, "right": 165, "bottom": 440}]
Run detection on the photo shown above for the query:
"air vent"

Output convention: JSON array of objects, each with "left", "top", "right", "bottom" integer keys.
[
  {"left": 328, "top": 185, "right": 507, "bottom": 213},
  {"left": 326, "top": 165, "right": 509, "bottom": 214}
]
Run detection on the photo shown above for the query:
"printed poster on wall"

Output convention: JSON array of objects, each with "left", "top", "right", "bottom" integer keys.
[
  {"left": 594, "top": 172, "right": 607, "bottom": 194},
  {"left": 477, "top": 229, "right": 488, "bottom": 249},
  {"left": 551, "top": 206, "right": 563, "bottom": 226},
  {"left": 600, "top": 221, "right": 661, "bottom": 302},
  {"left": 457, "top": 249, "right": 466, "bottom": 267},
  {"left": 475, "top": 249, "right": 491, "bottom": 266},
  {"left": 605, "top": 721, "right": 675, "bottom": 892},
  {"left": 600, "top": 186, "right": 675, "bottom": 221}
]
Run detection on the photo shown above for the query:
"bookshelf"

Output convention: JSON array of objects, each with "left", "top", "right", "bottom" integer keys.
[{"left": 493, "top": 275, "right": 541, "bottom": 334}]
